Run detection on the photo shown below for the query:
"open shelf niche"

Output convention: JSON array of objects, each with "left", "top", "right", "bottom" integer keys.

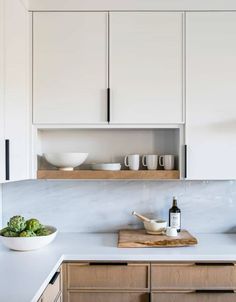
[{"left": 35, "top": 127, "right": 183, "bottom": 180}]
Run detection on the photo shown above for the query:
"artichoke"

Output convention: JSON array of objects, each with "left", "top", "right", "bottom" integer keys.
[
  {"left": 25, "top": 219, "right": 42, "bottom": 232},
  {"left": 0, "top": 227, "right": 9, "bottom": 236},
  {"left": 7, "top": 215, "right": 26, "bottom": 232},
  {"left": 2, "top": 230, "right": 19, "bottom": 237},
  {"left": 36, "top": 228, "right": 52, "bottom": 236},
  {"left": 19, "top": 230, "right": 36, "bottom": 237}
]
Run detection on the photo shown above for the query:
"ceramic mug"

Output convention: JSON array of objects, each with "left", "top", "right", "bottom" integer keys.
[
  {"left": 159, "top": 155, "right": 175, "bottom": 170},
  {"left": 124, "top": 154, "right": 140, "bottom": 171},
  {"left": 142, "top": 155, "right": 158, "bottom": 170}
]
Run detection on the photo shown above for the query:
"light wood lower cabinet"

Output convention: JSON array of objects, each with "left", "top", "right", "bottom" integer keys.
[
  {"left": 151, "top": 263, "right": 236, "bottom": 290},
  {"left": 39, "top": 266, "right": 62, "bottom": 302},
  {"left": 66, "top": 262, "right": 149, "bottom": 290},
  {"left": 62, "top": 262, "right": 236, "bottom": 302},
  {"left": 63, "top": 262, "right": 150, "bottom": 302},
  {"left": 55, "top": 293, "right": 62, "bottom": 302},
  {"left": 68, "top": 292, "right": 149, "bottom": 302},
  {"left": 152, "top": 292, "right": 236, "bottom": 302}
]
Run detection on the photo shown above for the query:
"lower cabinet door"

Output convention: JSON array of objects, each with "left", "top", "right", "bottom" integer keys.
[
  {"left": 55, "top": 293, "right": 62, "bottom": 302},
  {"left": 68, "top": 292, "right": 149, "bottom": 302},
  {"left": 42, "top": 269, "right": 61, "bottom": 302},
  {"left": 152, "top": 292, "right": 236, "bottom": 302}
]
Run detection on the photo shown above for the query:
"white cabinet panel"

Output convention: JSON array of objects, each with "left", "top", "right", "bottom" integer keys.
[
  {"left": 0, "top": 0, "right": 4, "bottom": 182},
  {"left": 186, "top": 12, "right": 236, "bottom": 179},
  {"left": 110, "top": 12, "right": 183, "bottom": 124},
  {"left": 1, "top": 0, "right": 30, "bottom": 182},
  {"left": 4, "top": 0, "right": 30, "bottom": 181},
  {"left": 33, "top": 12, "right": 108, "bottom": 124}
]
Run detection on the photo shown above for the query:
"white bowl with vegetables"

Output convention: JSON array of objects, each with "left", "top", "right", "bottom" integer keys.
[{"left": 0, "top": 216, "right": 58, "bottom": 251}]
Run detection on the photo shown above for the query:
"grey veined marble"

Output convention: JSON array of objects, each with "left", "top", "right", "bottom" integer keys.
[{"left": 2, "top": 180, "right": 236, "bottom": 233}]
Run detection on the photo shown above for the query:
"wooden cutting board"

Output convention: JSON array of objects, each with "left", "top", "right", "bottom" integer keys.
[{"left": 118, "top": 229, "right": 198, "bottom": 248}]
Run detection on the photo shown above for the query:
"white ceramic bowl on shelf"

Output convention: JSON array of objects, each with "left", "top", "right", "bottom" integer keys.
[
  {"left": 44, "top": 153, "right": 88, "bottom": 171},
  {"left": 0, "top": 226, "right": 58, "bottom": 251}
]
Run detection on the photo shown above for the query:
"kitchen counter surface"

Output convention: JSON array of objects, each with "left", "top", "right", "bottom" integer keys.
[{"left": 1, "top": 232, "right": 236, "bottom": 302}]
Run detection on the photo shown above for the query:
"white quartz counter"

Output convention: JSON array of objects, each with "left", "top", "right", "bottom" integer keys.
[{"left": 1, "top": 232, "right": 236, "bottom": 302}]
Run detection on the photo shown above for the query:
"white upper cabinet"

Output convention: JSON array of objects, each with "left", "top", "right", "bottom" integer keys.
[
  {"left": 109, "top": 12, "right": 183, "bottom": 124},
  {"left": 0, "top": 0, "right": 30, "bottom": 183},
  {"left": 3, "top": 0, "right": 30, "bottom": 182},
  {"left": 33, "top": 12, "right": 108, "bottom": 124},
  {"left": 186, "top": 12, "right": 236, "bottom": 179},
  {"left": 0, "top": 0, "right": 4, "bottom": 183}
]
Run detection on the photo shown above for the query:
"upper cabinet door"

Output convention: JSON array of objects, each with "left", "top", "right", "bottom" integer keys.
[
  {"left": 3, "top": 0, "right": 30, "bottom": 182},
  {"left": 186, "top": 12, "right": 236, "bottom": 180},
  {"left": 0, "top": 0, "right": 4, "bottom": 183},
  {"left": 33, "top": 12, "right": 108, "bottom": 124},
  {"left": 109, "top": 12, "right": 183, "bottom": 124}
]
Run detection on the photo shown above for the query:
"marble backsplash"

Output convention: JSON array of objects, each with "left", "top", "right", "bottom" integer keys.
[{"left": 1, "top": 180, "right": 236, "bottom": 233}]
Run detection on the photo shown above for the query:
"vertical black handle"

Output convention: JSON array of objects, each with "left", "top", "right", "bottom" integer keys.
[
  {"left": 5, "top": 139, "right": 10, "bottom": 181},
  {"left": 49, "top": 271, "right": 60, "bottom": 285},
  {"left": 149, "top": 292, "right": 152, "bottom": 302},
  {"left": 107, "top": 88, "right": 110, "bottom": 123},
  {"left": 184, "top": 144, "right": 187, "bottom": 179}
]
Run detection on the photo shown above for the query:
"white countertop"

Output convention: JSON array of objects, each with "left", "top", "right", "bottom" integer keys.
[{"left": 1, "top": 232, "right": 236, "bottom": 302}]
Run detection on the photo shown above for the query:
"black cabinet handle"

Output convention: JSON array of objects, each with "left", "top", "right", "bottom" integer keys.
[
  {"left": 195, "top": 290, "right": 234, "bottom": 294},
  {"left": 149, "top": 292, "right": 152, "bottom": 302},
  {"left": 89, "top": 262, "right": 128, "bottom": 266},
  {"left": 5, "top": 139, "right": 10, "bottom": 181},
  {"left": 49, "top": 271, "right": 60, "bottom": 285},
  {"left": 184, "top": 144, "right": 187, "bottom": 178},
  {"left": 107, "top": 88, "right": 110, "bottom": 123},
  {"left": 195, "top": 262, "right": 234, "bottom": 266}
]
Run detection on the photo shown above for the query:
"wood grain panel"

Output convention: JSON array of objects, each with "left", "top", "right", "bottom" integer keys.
[
  {"left": 152, "top": 292, "right": 236, "bottom": 302},
  {"left": 68, "top": 291, "right": 149, "bottom": 302},
  {"left": 151, "top": 263, "right": 236, "bottom": 290},
  {"left": 55, "top": 293, "right": 63, "bottom": 302},
  {"left": 118, "top": 229, "right": 198, "bottom": 248},
  {"left": 37, "top": 170, "right": 180, "bottom": 180},
  {"left": 67, "top": 263, "right": 149, "bottom": 290},
  {"left": 42, "top": 268, "right": 61, "bottom": 302}
]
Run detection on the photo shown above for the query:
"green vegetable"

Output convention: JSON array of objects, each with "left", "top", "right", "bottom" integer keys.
[
  {"left": 25, "top": 219, "right": 42, "bottom": 232},
  {"left": 0, "top": 227, "right": 9, "bottom": 236},
  {"left": 2, "top": 216, "right": 53, "bottom": 237},
  {"left": 2, "top": 230, "right": 19, "bottom": 237},
  {"left": 7, "top": 215, "right": 26, "bottom": 232},
  {"left": 19, "top": 230, "right": 36, "bottom": 237},
  {"left": 36, "top": 228, "right": 52, "bottom": 236}
]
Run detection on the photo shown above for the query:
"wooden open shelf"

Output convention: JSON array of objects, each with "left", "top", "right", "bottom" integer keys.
[{"left": 37, "top": 170, "right": 180, "bottom": 180}]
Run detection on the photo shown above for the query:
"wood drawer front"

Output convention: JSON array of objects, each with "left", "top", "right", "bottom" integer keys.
[
  {"left": 152, "top": 292, "right": 236, "bottom": 302},
  {"left": 43, "top": 270, "right": 61, "bottom": 302},
  {"left": 68, "top": 292, "right": 149, "bottom": 302},
  {"left": 151, "top": 263, "right": 236, "bottom": 290},
  {"left": 55, "top": 293, "right": 62, "bottom": 302},
  {"left": 67, "top": 263, "right": 149, "bottom": 290}
]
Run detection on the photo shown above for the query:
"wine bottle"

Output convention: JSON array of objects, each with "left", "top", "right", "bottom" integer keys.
[{"left": 169, "top": 197, "right": 181, "bottom": 232}]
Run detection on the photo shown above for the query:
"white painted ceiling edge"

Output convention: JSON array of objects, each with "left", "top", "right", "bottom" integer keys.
[{"left": 23, "top": 0, "right": 236, "bottom": 11}]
